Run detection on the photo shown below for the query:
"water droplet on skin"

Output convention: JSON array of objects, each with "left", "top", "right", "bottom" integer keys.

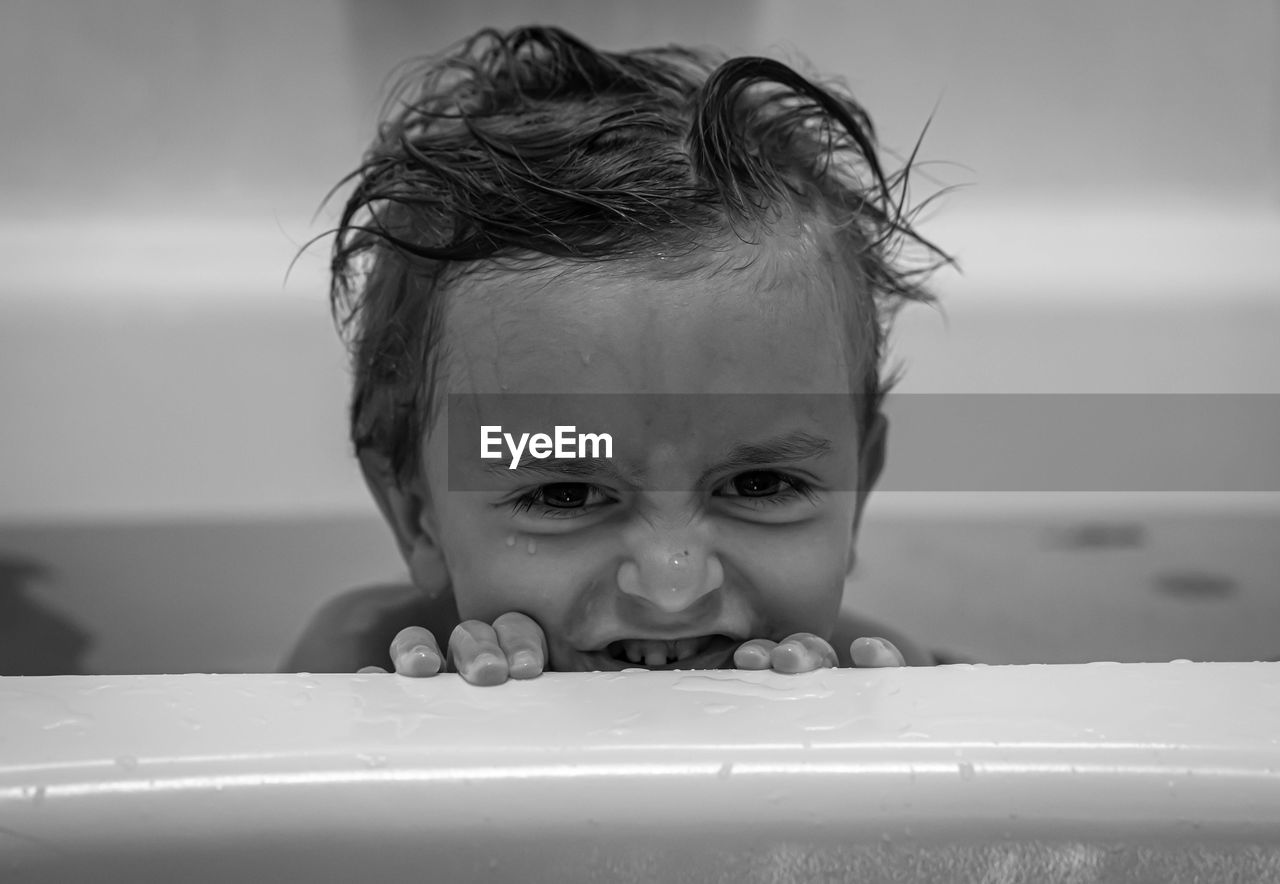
[
  {"left": 526, "top": 539, "right": 537, "bottom": 555},
  {"left": 669, "top": 551, "right": 688, "bottom": 568},
  {"left": 505, "top": 534, "right": 517, "bottom": 547}
]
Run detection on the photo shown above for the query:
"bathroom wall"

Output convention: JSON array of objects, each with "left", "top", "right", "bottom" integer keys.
[{"left": 0, "top": 1, "right": 1277, "bottom": 673}]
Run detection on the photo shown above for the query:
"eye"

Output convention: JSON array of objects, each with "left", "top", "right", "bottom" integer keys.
[
  {"left": 540, "top": 483, "right": 591, "bottom": 508},
  {"left": 714, "top": 470, "right": 817, "bottom": 508},
  {"left": 508, "top": 482, "right": 615, "bottom": 519},
  {"left": 726, "top": 471, "right": 784, "bottom": 498}
]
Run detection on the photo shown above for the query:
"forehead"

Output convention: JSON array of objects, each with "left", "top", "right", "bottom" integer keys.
[{"left": 439, "top": 228, "right": 864, "bottom": 399}]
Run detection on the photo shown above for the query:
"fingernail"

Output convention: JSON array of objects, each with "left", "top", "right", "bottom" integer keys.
[
  {"left": 510, "top": 650, "right": 540, "bottom": 677},
  {"left": 397, "top": 645, "right": 441, "bottom": 676},
  {"left": 850, "top": 637, "right": 882, "bottom": 667},
  {"left": 465, "top": 652, "right": 507, "bottom": 685}
]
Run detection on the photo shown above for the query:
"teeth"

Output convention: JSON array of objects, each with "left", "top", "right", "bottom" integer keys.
[{"left": 614, "top": 637, "right": 711, "bottom": 668}]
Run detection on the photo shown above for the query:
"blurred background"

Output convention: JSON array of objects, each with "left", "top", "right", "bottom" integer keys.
[{"left": 0, "top": 0, "right": 1277, "bottom": 673}]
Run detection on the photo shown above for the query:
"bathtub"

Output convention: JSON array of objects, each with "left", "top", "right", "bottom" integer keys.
[
  {"left": 3, "top": 663, "right": 1279, "bottom": 882},
  {"left": 2, "top": 210, "right": 1280, "bottom": 674}
]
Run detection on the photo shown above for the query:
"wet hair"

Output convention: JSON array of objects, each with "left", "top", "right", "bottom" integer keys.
[{"left": 327, "top": 25, "right": 950, "bottom": 484}]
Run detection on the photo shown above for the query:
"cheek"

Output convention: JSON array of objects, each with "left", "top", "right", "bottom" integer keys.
[
  {"left": 731, "top": 520, "right": 852, "bottom": 632},
  {"left": 445, "top": 529, "right": 599, "bottom": 624}
]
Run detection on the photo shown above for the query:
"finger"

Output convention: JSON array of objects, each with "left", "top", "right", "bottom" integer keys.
[
  {"left": 850, "top": 636, "right": 907, "bottom": 668},
  {"left": 770, "top": 633, "right": 839, "bottom": 673},
  {"left": 734, "top": 638, "right": 777, "bottom": 670},
  {"left": 493, "top": 611, "right": 546, "bottom": 680},
  {"left": 357, "top": 665, "right": 387, "bottom": 674},
  {"left": 390, "top": 626, "right": 443, "bottom": 677},
  {"left": 449, "top": 621, "right": 510, "bottom": 686}
]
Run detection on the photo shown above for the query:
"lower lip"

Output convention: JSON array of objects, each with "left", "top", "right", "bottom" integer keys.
[{"left": 571, "top": 635, "right": 740, "bottom": 672}]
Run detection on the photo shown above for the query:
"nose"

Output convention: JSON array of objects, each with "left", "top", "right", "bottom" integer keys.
[{"left": 615, "top": 522, "right": 725, "bottom": 613}]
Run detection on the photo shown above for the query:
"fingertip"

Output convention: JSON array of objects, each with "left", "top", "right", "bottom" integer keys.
[
  {"left": 461, "top": 651, "right": 509, "bottom": 686},
  {"left": 770, "top": 639, "right": 811, "bottom": 674},
  {"left": 508, "top": 649, "right": 544, "bottom": 680},
  {"left": 851, "top": 637, "right": 904, "bottom": 668},
  {"left": 395, "top": 644, "right": 443, "bottom": 677},
  {"left": 733, "top": 641, "right": 773, "bottom": 670}
]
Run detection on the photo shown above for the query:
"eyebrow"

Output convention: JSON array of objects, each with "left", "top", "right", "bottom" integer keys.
[
  {"left": 484, "top": 431, "right": 835, "bottom": 488},
  {"left": 485, "top": 457, "right": 637, "bottom": 484},
  {"left": 696, "top": 432, "right": 834, "bottom": 487}
]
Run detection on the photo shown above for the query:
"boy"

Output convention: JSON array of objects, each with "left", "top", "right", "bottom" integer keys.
[{"left": 284, "top": 25, "right": 949, "bottom": 683}]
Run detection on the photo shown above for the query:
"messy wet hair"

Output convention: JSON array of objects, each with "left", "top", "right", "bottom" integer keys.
[{"left": 328, "top": 25, "right": 950, "bottom": 484}]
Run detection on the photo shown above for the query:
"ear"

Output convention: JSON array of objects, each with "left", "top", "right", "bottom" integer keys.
[
  {"left": 359, "top": 450, "right": 451, "bottom": 601},
  {"left": 846, "top": 410, "right": 888, "bottom": 576}
]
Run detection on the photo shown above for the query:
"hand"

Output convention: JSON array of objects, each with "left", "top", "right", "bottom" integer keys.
[
  {"left": 358, "top": 612, "right": 547, "bottom": 686},
  {"left": 733, "top": 634, "right": 906, "bottom": 673}
]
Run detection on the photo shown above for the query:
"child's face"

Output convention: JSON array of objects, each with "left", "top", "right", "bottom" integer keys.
[{"left": 404, "top": 234, "right": 882, "bottom": 671}]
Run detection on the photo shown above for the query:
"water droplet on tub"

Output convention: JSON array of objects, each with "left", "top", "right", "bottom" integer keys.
[
  {"left": 957, "top": 761, "right": 975, "bottom": 780},
  {"left": 358, "top": 753, "right": 388, "bottom": 769},
  {"left": 580, "top": 350, "right": 592, "bottom": 365},
  {"left": 505, "top": 534, "right": 517, "bottom": 547},
  {"left": 42, "top": 715, "right": 90, "bottom": 732},
  {"left": 115, "top": 755, "right": 139, "bottom": 771},
  {"left": 525, "top": 539, "right": 537, "bottom": 555},
  {"left": 717, "top": 762, "right": 733, "bottom": 779}
]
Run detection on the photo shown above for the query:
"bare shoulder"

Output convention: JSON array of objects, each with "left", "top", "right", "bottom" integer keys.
[
  {"left": 831, "top": 608, "right": 936, "bottom": 667},
  {"left": 279, "top": 584, "right": 458, "bottom": 673}
]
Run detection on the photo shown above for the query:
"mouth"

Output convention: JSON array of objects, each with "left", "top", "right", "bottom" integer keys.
[{"left": 579, "top": 634, "right": 739, "bottom": 671}]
